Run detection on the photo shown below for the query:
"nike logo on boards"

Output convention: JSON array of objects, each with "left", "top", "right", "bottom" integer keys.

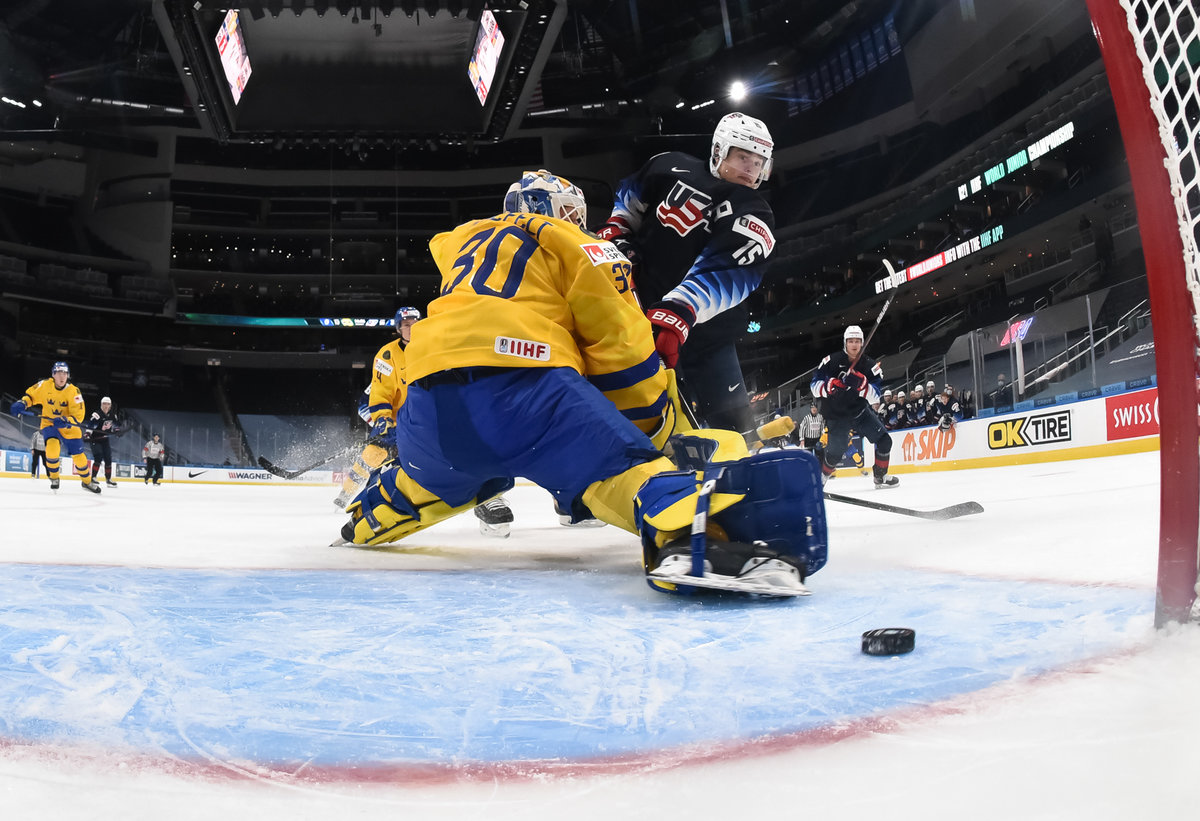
[{"left": 188, "top": 470, "right": 207, "bottom": 478}]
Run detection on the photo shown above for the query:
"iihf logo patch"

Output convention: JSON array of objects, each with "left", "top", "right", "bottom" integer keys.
[{"left": 495, "top": 336, "right": 550, "bottom": 361}]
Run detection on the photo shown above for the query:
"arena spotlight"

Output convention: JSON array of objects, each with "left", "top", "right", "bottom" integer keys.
[{"left": 729, "top": 80, "right": 747, "bottom": 102}]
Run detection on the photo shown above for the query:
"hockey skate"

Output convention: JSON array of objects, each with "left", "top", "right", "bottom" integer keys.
[
  {"left": 874, "top": 474, "right": 899, "bottom": 489},
  {"left": 49, "top": 478, "right": 60, "bottom": 491},
  {"left": 106, "top": 480, "right": 117, "bottom": 488},
  {"left": 81, "top": 481, "right": 101, "bottom": 494},
  {"left": 474, "top": 496, "right": 513, "bottom": 538},
  {"left": 554, "top": 501, "right": 605, "bottom": 528}
]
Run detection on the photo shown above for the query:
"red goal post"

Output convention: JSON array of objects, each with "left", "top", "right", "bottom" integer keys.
[{"left": 1086, "top": 0, "right": 1200, "bottom": 625}]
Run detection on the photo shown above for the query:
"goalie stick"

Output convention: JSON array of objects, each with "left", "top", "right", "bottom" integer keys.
[{"left": 823, "top": 490, "right": 983, "bottom": 521}]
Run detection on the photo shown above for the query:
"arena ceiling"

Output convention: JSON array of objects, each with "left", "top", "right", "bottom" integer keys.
[{"left": 0, "top": 0, "right": 920, "bottom": 155}]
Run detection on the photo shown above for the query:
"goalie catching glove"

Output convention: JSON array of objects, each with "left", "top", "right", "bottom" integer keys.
[{"left": 646, "top": 301, "right": 695, "bottom": 369}]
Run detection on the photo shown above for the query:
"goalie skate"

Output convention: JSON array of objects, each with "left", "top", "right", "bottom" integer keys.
[
  {"left": 648, "top": 553, "right": 812, "bottom": 598},
  {"left": 474, "top": 496, "right": 513, "bottom": 538}
]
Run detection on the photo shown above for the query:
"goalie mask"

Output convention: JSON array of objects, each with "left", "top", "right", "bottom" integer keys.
[
  {"left": 710, "top": 112, "right": 773, "bottom": 188},
  {"left": 503, "top": 169, "right": 587, "bottom": 227}
]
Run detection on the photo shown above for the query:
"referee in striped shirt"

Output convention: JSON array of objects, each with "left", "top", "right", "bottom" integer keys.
[{"left": 798, "top": 403, "right": 824, "bottom": 453}]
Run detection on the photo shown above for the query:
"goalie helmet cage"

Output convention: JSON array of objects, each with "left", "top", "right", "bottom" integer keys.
[{"left": 1086, "top": 0, "right": 1200, "bottom": 625}]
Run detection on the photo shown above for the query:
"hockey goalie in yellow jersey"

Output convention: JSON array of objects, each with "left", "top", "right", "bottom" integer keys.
[
  {"left": 335, "top": 169, "right": 829, "bottom": 597},
  {"left": 10, "top": 361, "right": 102, "bottom": 494}
]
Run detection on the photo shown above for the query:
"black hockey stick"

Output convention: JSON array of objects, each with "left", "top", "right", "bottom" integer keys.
[
  {"left": 823, "top": 490, "right": 983, "bottom": 521},
  {"left": 847, "top": 260, "right": 900, "bottom": 371},
  {"left": 257, "top": 434, "right": 389, "bottom": 480},
  {"left": 667, "top": 370, "right": 794, "bottom": 447}
]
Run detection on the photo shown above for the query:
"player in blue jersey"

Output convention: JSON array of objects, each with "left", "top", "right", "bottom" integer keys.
[{"left": 597, "top": 113, "right": 776, "bottom": 435}]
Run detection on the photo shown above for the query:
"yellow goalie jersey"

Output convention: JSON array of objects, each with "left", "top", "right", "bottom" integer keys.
[
  {"left": 411, "top": 211, "right": 674, "bottom": 444},
  {"left": 367, "top": 338, "right": 408, "bottom": 426},
  {"left": 20, "top": 379, "right": 86, "bottom": 439}
]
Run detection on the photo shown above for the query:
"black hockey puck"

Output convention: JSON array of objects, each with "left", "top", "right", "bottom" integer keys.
[{"left": 861, "top": 627, "right": 915, "bottom": 656}]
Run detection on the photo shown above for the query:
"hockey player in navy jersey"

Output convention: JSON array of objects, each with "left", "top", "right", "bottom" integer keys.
[
  {"left": 85, "top": 396, "right": 121, "bottom": 487},
  {"left": 811, "top": 326, "right": 898, "bottom": 489},
  {"left": 597, "top": 112, "right": 776, "bottom": 435}
]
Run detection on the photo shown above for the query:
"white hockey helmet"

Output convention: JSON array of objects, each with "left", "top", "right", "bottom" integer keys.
[
  {"left": 710, "top": 112, "right": 773, "bottom": 188},
  {"left": 101, "top": 396, "right": 112, "bottom": 405},
  {"left": 883, "top": 388, "right": 893, "bottom": 397},
  {"left": 503, "top": 169, "right": 587, "bottom": 227},
  {"left": 926, "top": 380, "right": 936, "bottom": 390},
  {"left": 843, "top": 325, "right": 864, "bottom": 351}
]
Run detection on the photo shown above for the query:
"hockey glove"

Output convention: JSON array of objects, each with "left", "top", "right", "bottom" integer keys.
[
  {"left": 370, "top": 417, "right": 396, "bottom": 439},
  {"left": 594, "top": 222, "right": 624, "bottom": 243},
  {"left": 842, "top": 370, "right": 866, "bottom": 394},
  {"left": 826, "top": 377, "right": 848, "bottom": 397},
  {"left": 595, "top": 223, "right": 640, "bottom": 265},
  {"left": 9, "top": 399, "right": 26, "bottom": 418},
  {"left": 52, "top": 417, "right": 70, "bottom": 429},
  {"left": 647, "top": 301, "right": 695, "bottom": 370}
]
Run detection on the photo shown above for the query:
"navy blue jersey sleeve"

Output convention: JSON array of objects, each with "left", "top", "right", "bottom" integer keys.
[
  {"left": 811, "top": 355, "right": 837, "bottom": 399},
  {"left": 598, "top": 151, "right": 677, "bottom": 243}
]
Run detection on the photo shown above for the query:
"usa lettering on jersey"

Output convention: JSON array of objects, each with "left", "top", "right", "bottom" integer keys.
[
  {"left": 495, "top": 336, "right": 551, "bottom": 361},
  {"left": 731, "top": 214, "right": 775, "bottom": 265},
  {"left": 655, "top": 181, "right": 712, "bottom": 237}
]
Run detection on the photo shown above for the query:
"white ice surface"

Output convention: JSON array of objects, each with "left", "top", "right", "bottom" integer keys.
[{"left": 0, "top": 450, "right": 1196, "bottom": 820}]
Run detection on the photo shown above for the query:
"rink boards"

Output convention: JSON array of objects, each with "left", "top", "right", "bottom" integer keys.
[{"left": 0, "top": 388, "right": 1164, "bottom": 485}]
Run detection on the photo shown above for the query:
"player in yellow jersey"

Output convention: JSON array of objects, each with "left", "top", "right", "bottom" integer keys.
[
  {"left": 333, "top": 305, "right": 518, "bottom": 535},
  {"left": 335, "top": 170, "right": 828, "bottom": 597},
  {"left": 333, "top": 306, "right": 420, "bottom": 509},
  {"left": 10, "top": 361, "right": 101, "bottom": 494}
]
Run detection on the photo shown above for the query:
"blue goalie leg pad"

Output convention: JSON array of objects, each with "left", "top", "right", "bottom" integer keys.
[
  {"left": 636, "top": 448, "right": 828, "bottom": 593},
  {"left": 707, "top": 448, "right": 828, "bottom": 577}
]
